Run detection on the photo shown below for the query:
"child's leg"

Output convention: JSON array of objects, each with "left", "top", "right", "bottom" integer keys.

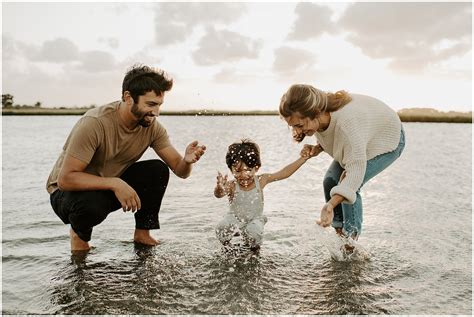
[
  {"left": 323, "top": 160, "right": 344, "bottom": 229},
  {"left": 216, "top": 214, "right": 240, "bottom": 245},
  {"left": 243, "top": 216, "right": 267, "bottom": 248}
]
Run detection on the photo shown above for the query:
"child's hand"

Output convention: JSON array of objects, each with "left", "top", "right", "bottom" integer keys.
[
  {"left": 316, "top": 202, "right": 334, "bottom": 227},
  {"left": 300, "top": 144, "right": 323, "bottom": 160},
  {"left": 215, "top": 171, "right": 229, "bottom": 197},
  {"left": 216, "top": 171, "right": 228, "bottom": 188}
]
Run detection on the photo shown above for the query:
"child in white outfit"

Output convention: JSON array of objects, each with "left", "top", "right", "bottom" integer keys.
[{"left": 214, "top": 139, "right": 322, "bottom": 250}]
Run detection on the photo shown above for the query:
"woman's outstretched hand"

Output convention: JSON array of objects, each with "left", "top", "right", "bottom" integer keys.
[{"left": 316, "top": 202, "right": 334, "bottom": 227}]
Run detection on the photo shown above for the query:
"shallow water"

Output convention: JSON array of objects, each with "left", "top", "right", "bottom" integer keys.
[{"left": 2, "top": 116, "right": 472, "bottom": 314}]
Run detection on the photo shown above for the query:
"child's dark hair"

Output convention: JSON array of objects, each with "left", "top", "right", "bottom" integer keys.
[
  {"left": 226, "top": 139, "right": 261, "bottom": 170},
  {"left": 122, "top": 64, "right": 173, "bottom": 103}
]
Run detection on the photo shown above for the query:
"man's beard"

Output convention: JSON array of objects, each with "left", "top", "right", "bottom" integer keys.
[{"left": 131, "top": 103, "right": 155, "bottom": 127}]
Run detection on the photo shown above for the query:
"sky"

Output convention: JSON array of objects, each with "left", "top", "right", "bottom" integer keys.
[{"left": 1, "top": 1, "right": 472, "bottom": 112}]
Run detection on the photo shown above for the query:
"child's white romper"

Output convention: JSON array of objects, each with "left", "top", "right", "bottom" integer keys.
[{"left": 216, "top": 175, "right": 268, "bottom": 247}]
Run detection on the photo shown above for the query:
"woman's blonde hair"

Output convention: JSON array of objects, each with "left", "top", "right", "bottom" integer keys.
[{"left": 279, "top": 84, "right": 352, "bottom": 119}]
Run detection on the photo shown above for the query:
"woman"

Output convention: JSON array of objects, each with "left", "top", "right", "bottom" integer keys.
[{"left": 279, "top": 84, "right": 405, "bottom": 247}]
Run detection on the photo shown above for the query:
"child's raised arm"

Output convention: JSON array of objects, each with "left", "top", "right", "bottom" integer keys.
[{"left": 260, "top": 143, "right": 324, "bottom": 187}]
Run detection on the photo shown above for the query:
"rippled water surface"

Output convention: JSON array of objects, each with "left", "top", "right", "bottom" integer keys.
[{"left": 2, "top": 115, "right": 472, "bottom": 314}]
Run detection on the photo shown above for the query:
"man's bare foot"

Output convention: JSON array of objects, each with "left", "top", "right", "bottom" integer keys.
[
  {"left": 70, "top": 228, "right": 91, "bottom": 251},
  {"left": 134, "top": 229, "right": 159, "bottom": 246}
]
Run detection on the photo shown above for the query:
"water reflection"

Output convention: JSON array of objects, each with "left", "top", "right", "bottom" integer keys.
[
  {"left": 194, "top": 248, "right": 265, "bottom": 314},
  {"left": 298, "top": 258, "right": 394, "bottom": 314}
]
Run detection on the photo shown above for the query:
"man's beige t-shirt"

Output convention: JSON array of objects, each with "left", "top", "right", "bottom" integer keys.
[{"left": 46, "top": 101, "right": 171, "bottom": 194}]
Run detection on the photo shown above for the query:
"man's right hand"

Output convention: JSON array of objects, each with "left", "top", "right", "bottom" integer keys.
[{"left": 112, "top": 178, "right": 141, "bottom": 212}]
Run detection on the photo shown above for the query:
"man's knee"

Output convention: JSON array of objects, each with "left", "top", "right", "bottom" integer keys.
[
  {"left": 147, "top": 160, "right": 170, "bottom": 179},
  {"left": 66, "top": 191, "right": 114, "bottom": 227},
  {"left": 123, "top": 160, "right": 170, "bottom": 192},
  {"left": 138, "top": 160, "right": 169, "bottom": 182}
]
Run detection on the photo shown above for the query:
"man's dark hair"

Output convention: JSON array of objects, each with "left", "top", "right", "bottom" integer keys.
[
  {"left": 226, "top": 139, "right": 261, "bottom": 170},
  {"left": 122, "top": 64, "right": 173, "bottom": 102}
]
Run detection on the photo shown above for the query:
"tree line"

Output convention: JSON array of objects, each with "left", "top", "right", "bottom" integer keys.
[
  {"left": 2, "top": 94, "right": 42, "bottom": 108},
  {"left": 2, "top": 94, "right": 96, "bottom": 109}
]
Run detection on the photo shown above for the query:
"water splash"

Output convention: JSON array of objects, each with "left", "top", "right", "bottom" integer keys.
[{"left": 313, "top": 225, "right": 370, "bottom": 262}]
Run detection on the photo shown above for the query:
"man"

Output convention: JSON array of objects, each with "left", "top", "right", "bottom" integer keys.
[{"left": 46, "top": 64, "right": 206, "bottom": 252}]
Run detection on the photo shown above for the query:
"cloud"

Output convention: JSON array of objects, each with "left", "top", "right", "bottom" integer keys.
[
  {"left": 213, "top": 67, "right": 258, "bottom": 84},
  {"left": 272, "top": 46, "right": 317, "bottom": 78},
  {"left": 214, "top": 68, "right": 239, "bottom": 83},
  {"left": 338, "top": 2, "right": 472, "bottom": 72},
  {"left": 3, "top": 36, "right": 118, "bottom": 73},
  {"left": 193, "top": 27, "right": 262, "bottom": 66},
  {"left": 77, "top": 51, "right": 117, "bottom": 72},
  {"left": 98, "top": 37, "right": 119, "bottom": 49},
  {"left": 2, "top": 59, "right": 122, "bottom": 107},
  {"left": 287, "top": 2, "right": 338, "bottom": 40},
  {"left": 154, "top": 2, "right": 247, "bottom": 46},
  {"left": 29, "top": 38, "right": 80, "bottom": 63},
  {"left": 2, "top": 34, "right": 27, "bottom": 60}
]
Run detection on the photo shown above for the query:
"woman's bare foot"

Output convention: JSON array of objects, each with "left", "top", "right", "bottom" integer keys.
[
  {"left": 70, "top": 228, "right": 91, "bottom": 251},
  {"left": 334, "top": 228, "right": 356, "bottom": 253},
  {"left": 134, "top": 229, "right": 159, "bottom": 246}
]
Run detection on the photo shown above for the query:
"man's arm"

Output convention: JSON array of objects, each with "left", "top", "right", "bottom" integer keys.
[
  {"left": 58, "top": 155, "right": 141, "bottom": 212},
  {"left": 155, "top": 141, "right": 206, "bottom": 179},
  {"left": 155, "top": 145, "right": 192, "bottom": 178}
]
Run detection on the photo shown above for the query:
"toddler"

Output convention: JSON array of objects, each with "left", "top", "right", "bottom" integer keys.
[{"left": 214, "top": 139, "right": 322, "bottom": 250}]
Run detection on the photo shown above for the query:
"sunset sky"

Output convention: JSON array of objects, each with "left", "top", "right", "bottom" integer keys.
[{"left": 2, "top": 1, "right": 472, "bottom": 112}]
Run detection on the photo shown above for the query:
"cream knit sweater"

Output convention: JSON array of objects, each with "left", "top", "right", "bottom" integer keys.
[{"left": 315, "top": 93, "right": 402, "bottom": 204}]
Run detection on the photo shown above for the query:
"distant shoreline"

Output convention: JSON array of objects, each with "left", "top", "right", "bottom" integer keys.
[{"left": 2, "top": 108, "right": 472, "bottom": 123}]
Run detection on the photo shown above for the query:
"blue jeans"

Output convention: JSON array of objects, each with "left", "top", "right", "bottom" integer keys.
[{"left": 323, "top": 127, "right": 405, "bottom": 238}]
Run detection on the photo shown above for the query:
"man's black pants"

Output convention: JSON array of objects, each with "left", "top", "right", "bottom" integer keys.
[{"left": 50, "top": 160, "right": 170, "bottom": 242}]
